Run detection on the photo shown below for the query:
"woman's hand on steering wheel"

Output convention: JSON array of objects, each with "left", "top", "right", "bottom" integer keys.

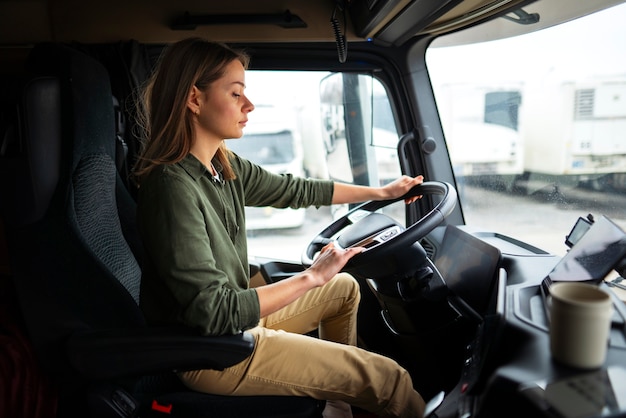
[
  {"left": 302, "top": 181, "right": 456, "bottom": 268},
  {"left": 307, "top": 242, "right": 364, "bottom": 287},
  {"left": 381, "top": 175, "right": 424, "bottom": 204}
]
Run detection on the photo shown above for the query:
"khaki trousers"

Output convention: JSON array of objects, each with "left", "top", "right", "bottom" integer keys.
[{"left": 179, "top": 273, "right": 425, "bottom": 418}]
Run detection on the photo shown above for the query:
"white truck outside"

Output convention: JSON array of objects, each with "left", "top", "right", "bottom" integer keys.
[
  {"left": 228, "top": 104, "right": 307, "bottom": 230},
  {"left": 436, "top": 82, "right": 524, "bottom": 178}
]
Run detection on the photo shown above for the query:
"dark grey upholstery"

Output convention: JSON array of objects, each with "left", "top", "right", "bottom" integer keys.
[{"left": 70, "top": 154, "right": 141, "bottom": 303}]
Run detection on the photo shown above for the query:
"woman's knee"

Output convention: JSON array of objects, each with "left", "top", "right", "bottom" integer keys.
[{"left": 332, "top": 272, "right": 361, "bottom": 305}]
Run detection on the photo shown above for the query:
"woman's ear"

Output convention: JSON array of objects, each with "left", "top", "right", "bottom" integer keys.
[{"left": 187, "top": 85, "right": 202, "bottom": 115}]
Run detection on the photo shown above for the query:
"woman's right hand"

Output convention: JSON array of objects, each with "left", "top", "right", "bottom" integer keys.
[
  {"left": 256, "top": 242, "right": 363, "bottom": 317},
  {"left": 307, "top": 242, "right": 364, "bottom": 287}
]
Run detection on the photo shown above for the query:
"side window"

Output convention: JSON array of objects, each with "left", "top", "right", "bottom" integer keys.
[{"left": 238, "top": 70, "right": 402, "bottom": 261}]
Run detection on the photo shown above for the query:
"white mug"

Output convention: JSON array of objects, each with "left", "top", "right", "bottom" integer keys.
[{"left": 549, "top": 282, "right": 613, "bottom": 369}]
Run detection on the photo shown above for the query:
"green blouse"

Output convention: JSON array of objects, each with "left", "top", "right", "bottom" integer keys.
[{"left": 137, "top": 153, "right": 334, "bottom": 336}]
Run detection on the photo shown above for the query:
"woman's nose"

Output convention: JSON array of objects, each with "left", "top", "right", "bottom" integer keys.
[{"left": 244, "top": 96, "right": 254, "bottom": 113}]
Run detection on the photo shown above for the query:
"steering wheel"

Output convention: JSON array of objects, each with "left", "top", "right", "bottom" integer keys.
[{"left": 302, "top": 181, "right": 457, "bottom": 272}]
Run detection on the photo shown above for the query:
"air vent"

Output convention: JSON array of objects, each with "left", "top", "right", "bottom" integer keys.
[{"left": 574, "top": 88, "right": 595, "bottom": 119}]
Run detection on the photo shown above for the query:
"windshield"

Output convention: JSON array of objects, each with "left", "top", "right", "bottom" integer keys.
[
  {"left": 241, "top": 5, "right": 626, "bottom": 264},
  {"left": 426, "top": 2, "right": 626, "bottom": 256}
]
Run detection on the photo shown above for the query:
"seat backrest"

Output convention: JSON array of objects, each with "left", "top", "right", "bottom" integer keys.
[{"left": 1, "top": 43, "right": 145, "bottom": 376}]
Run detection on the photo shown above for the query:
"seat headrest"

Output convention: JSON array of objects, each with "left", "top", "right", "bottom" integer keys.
[{"left": 27, "top": 43, "right": 117, "bottom": 166}]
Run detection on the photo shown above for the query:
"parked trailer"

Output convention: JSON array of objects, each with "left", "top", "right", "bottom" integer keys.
[
  {"left": 520, "top": 77, "right": 626, "bottom": 191},
  {"left": 435, "top": 83, "right": 524, "bottom": 179}
]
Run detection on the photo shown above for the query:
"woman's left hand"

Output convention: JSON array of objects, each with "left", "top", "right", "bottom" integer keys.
[
  {"left": 331, "top": 174, "right": 425, "bottom": 205},
  {"left": 381, "top": 175, "right": 424, "bottom": 204}
]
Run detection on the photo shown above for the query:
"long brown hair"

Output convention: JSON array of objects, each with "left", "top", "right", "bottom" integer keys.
[{"left": 132, "top": 38, "right": 250, "bottom": 185}]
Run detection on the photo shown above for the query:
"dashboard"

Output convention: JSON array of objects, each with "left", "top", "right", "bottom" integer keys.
[{"left": 428, "top": 217, "right": 626, "bottom": 418}]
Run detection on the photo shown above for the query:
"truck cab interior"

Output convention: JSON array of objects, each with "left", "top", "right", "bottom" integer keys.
[{"left": 1, "top": 1, "right": 626, "bottom": 418}]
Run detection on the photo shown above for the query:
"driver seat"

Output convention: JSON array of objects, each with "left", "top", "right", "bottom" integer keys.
[{"left": 1, "top": 42, "right": 324, "bottom": 417}]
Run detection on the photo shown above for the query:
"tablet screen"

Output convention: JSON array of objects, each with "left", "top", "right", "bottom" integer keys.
[
  {"left": 434, "top": 226, "right": 502, "bottom": 318},
  {"left": 546, "top": 215, "right": 626, "bottom": 285}
]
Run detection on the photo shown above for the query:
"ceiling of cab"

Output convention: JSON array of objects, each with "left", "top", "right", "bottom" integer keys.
[{"left": 0, "top": 0, "right": 622, "bottom": 46}]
